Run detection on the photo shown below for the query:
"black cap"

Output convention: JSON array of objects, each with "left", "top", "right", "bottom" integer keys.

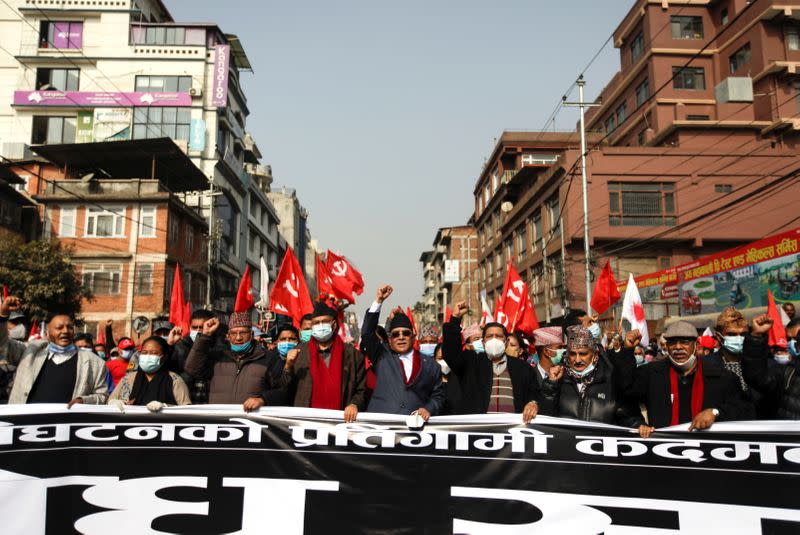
[
  {"left": 388, "top": 313, "right": 413, "bottom": 332},
  {"left": 312, "top": 301, "right": 338, "bottom": 319}
]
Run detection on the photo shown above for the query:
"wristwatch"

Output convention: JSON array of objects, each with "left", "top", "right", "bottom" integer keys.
[{"left": 711, "top": 408, "right": 720, "bottom": 418}]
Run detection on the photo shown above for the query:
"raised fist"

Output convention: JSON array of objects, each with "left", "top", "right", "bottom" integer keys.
[
  {"left": 548, "top": 365, "right": 564, "bottom": 382},
  {"left": 751, "top": 314, "right": 773, "bottom": 336},
  {"left": 452, "top": 301, "right": 469, "bottom": 319},
  {"left": 202, "top": 317, "right": 220, "bottom": 336},
  {"left": 0, "top": 296, "right": 21, "bottom": 317},
  {"left": 376, "top": 285, "right": 393, "bottom": 304}
]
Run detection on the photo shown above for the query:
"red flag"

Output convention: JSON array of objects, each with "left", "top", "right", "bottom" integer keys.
[
  {"left": 169, "top": 264, "right": 189, "bottom": 332},
  {"left": 511, "top": 282, "right": 539, "bottom": 335},
  {"left": 269, "top": 247, "right": 314, "bottom": 326},
  {"left": 97, "top": 323, "right": 106, "bottom": 346},
  {"left": 494, "top": 296, "right": 506, "bottom": 328},
  {"left": 590, "top": 260, "right": 621, "bottom": 315},
  {"left": 234, "top": 265, "right": 255, "bottom": 312},
  {"left": 316, "top": 254, "right": 336, "bottom": 303},
  {"left": 767, "top": 289, "right": 788, "bottom": 348},
  {"left": 325, "top": 250, "right": 364, "bottom": 303},
  {"left": 497, "top": 260, "right": 525, "bottom": 329},
  {"left": 184, "top": 301, "right": 192, "bottom": 328},
  {"left": 28, "top": 319, "right": 42, "bottom": 341},
  {"left": 2, "top": 285, "right": 7, "bottom": 301},
  {"left": 406, "top": 307, "right": 417, "bottom": 335},
  {"left": 445, "top": 306, "right": 452, "bottom": 324}
]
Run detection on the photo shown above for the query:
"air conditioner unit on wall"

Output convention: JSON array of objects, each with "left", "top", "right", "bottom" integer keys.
[
  {"left": 189, "top": 87, "right": 202, "bottom": 97},
  {"left": 715, "top": 77, "right": 753, "bottom": 103}
]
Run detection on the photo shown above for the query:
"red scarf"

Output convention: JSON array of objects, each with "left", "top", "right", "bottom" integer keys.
[
  {"left": 309, "top": 335, "right": 344, "bottom": 410},
  {"left": 669, "top": 357, "right": 705, "bottom": 426},
  {"left": 402, "top": 351, "right": 422, "bottom": 385}
]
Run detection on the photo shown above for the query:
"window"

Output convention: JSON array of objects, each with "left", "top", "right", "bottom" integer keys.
[
  {"left": 635, "top": 79, "right": 650, "bottom": 108},
  {"left": 249, "top": 196, "right": 259, "bottom": 220},
  {"left": 85, "top": 207, "right": 125, "bottom": 237},
  {"left": 135, "top": 75, "right": 192, "bottom": 93},
  {"left": 494, "top": 249, "right": 502, "bottom": 271},
  {"left": 788, "top": 26, "right": 800, "bottom": 51},
  {"left": 673, "top": 67, "right": 705, "bottom": 90},
  {"left": 671, "top": 16, "right": 703, "bottom": 40},
  {"left": 493, "top": 212, "right": 501, "bottom": 234},
  {"left": 638, "top": 130, "right": 647, "bottom": 146},
  {"left": 730, "top": 43, "right": 751, "bottom": 74},
  {"left": 687, "top": 114, "right": 710, "bottom": 120},
  {"left": 608, "top": 182, "right": 676, "bottom": 226},
  {"left": 491, "top": 167, "right": 499, "bottom": 193},
  {"left": 631, "top": 31, "right": 644, "bottom": 63},
  {"left": 82, "top": 264, "right": 122, "bottom": 295},
  {"left": 548, "top": 196, "right": 561, "bottom": 238},
  {"left": 615, "top": 103, "right": 627, "bottom": 126},
  {"left": 168, "top": 216, "right": 179, "bottom": 243},
  {"left": 58, "top": 206, "right": 77, "bottom": 237},
  {"left": 130, "top": 26, "right": 206, "bottom": 46},
  {"left": 39, "top": 21, "right": 83, "bottom": 49},
  {"left": 36, "top": 68, "right": 79, "bottom": 91},
  {"left": 135, "top": 264, "right": 153, "bottom": 296},
  {"left": 132, "top": 107, "right": 191, "bottom": 140},
  {"left": 139, "top": 206, "right": 156, "bottom": 237},
  {"left": 517, "top": 226, "right": 527, "bottom": 256},
  {"left": 721, "top": 8, "right": 729, "bottom": 25},
  {"left": 186, "top": 224, "right": 194, "bottom": 254},
  {"left": 532, "top": 211, "right": 542, "bottom": 250},
  {"left": 249, "top": 231, "right": 257, "bottom": 253},
  {"left": 715, "top": 184, "right": 733, "bottom": 193},
  {"left": 31, "top": 116, "right": 76, "bottom": 144},
  {"left": 504, "top": 239, "right": 512, "bottom": 263},
  {"left": 605, "top": 116, "right": 616, "bottom": 134}
]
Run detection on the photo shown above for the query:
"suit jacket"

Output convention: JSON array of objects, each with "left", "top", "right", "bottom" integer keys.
[
  {"left": 0, "top": 320, "right": 108, "bottom": 404},
  {"left": 361, "top": 309, "right": 444, "bottom": 415},
  {"left": 442, "top": 317, "right": 540, "bottom": 414},
  {"left": 279, "top": 339, "right": 367, "bottom": 410}
]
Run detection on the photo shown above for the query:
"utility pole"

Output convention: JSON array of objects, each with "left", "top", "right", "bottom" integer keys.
[
  {"left": 542, "top": 235, "right": 550, "bottom": 322},
  {"left": 560, "top": 216, "right": 568, "bottom": 310},
  {"left": 563, "top": 76, "right": 600, "bottom": 313}
]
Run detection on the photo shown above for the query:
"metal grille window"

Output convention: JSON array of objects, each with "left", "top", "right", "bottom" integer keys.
[
  {"left": 517, "top": 226, "right": 527, "bottom": 255},
  {"left": 36, "top": 68, "right": 79, "bottom": 91},
  {"left": 132, "top": 107, "right": 191, "bottom": 140},
  {"left": 671, "top": 16, "right": 703, "bottom": 39},
  {"left": 631, "top": 32, "right": 644, "bottom": 63},
  {"left": 532, "top": 211, "right": 542, "bottom": 250},
  {"left": 82, "top": 264, "right": 122, "bottom": 295},
  {"left": 608, "top": 182, "right": 676, "bottom": 226},
  {"left": 673, "top": 67, "right": 705, "bottom": 90},
  {"left": 635, "top": 79, "right": 650, "bottom": 108},
  {"left": 615, "top": 103, "right": 627, "bottom": 126},
  {"left": 730, "top": 43, "right": 751, "bottom": 74},
  {"left": 715, "top": 184, "right": 733, "bottom": 193},
  {"left": 548, "top": 196, "right": 561, "bottom": 238}
]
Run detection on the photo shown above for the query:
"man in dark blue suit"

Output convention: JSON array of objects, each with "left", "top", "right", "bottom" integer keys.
[{"left": 361, "top": 284, "right": 444, "bottom": 421}]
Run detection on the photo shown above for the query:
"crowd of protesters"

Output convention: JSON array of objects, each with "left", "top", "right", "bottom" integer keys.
[{"left": 0, "top": 289, "right": 798, "bottom": 435}]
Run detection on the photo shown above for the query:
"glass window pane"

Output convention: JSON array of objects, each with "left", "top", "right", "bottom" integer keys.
[
  {"left": 165, "top": 27, "right": 176, "bottom": 45},
  {"left": 178, "top": 76, "right": 191, "bottom": 92},
  {"left": 162, "top": 124, "right": 177, "bottom": 138},
  {"left": 609, "top": 192, "right": 619, "bottom": 212},
  {"left": 146, "top": 27, "right": 156, "bottom": 44},
  {"left": 67, "top": 69, "right": 79, "bottom": 91},
  {"left": 135, "top": 76, "right": 148, "bottom": 92},
  {"left": 177, "top": 108, "right": 191, "bottom": 123},
  {"left": 97, "top": 214, "right": 113, "bottom": 236},
  {"left": 163, "top": 107, "right": 177, "bottom": 124},
  {"left": 175, "top": 124, "right": 190, "bottom": 140},
  {"left": 133, "top": 124, "right": 147, "bottom": 139},
  {"left": 163, "top": 77, "right": 178, "bottom": 92},
  {"left": 664, "top": 193, "right": 675, "bottom": 213},
  {"left": 52, "top": 69, "right": 66, "bottom": 91},
  {"left": 133, "top": 108, "right": 148, "bottom": 123},
  {"left": 46, "top": 117, "right": 63, "bottom": 144},
  {"left": 63, "top": 117, "right": 76, "bottom": 142},
  {"left": 154, "top": 27, "right": 166, "bottom": 44},
  {"left": 148, "top": 107, "right": 162, "bottom": 122},
  {"left": 149, "top": 77, "right": 165, "bottom": 89},
  {"left": 175, "top": 27, "right": 185, "bottom": 45}
]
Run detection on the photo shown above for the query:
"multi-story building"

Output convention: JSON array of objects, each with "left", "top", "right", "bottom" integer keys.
[
  {"left": 0, "top": 0, "right": 283, "bottom": 314},
  {"left": 267, "top": 186, "right": 318, "bottom": 288},
  {"left": 418, "top": 226, "right": 478, "bottom": 324},
  {"left": 0, "top": 164, "right": 37, "bottom": 242},
  {"left": 28, "top": 138, "right": 208, "bottom": 341}
]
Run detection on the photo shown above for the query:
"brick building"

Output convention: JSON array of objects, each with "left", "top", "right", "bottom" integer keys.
[
  {"left": 28, "top": 138, "right": 208, "bottom": 342},
  {"left": 418, "top": 226, "right": 478, "bottom": 324}
]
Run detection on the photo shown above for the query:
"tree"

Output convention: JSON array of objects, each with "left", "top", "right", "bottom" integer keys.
[{"left": 0, "top": 238, "right": 91, "bottom": 320}]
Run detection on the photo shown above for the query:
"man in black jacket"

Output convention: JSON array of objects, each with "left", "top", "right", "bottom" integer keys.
[
  {"left": 539, "top": 325, "right": 644, "bottom": 427},
  {"left": 622, "top": 320, "right": 753, "bottom": 437},
  {"left": 443, "top": 301, "right": 539, "bottom": 422},
  {"left": 167, "top": 309, "right": 228, "bottom": 404},
  {"left": 741, "top": 314, "right": 800, "bottom": 419}
]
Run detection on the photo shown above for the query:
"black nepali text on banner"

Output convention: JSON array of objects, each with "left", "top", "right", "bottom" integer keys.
[{"left": 0, "top": 405, "right": 799, "bottom": 534}]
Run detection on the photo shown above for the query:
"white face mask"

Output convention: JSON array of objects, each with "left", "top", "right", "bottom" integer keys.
[
  {"left": 484, "top": 338, "right": 506, "bottom": 359},
  {"left": 437, "top": 359, "right": 451, "bottom": 375},
  {"left": 668, "top": 353, "right": 697, "bottom": 372}
]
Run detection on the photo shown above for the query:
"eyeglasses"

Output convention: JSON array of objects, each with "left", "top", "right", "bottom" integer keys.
[{"left": 390, "top": 329, "right": 413, "bottom": 339}]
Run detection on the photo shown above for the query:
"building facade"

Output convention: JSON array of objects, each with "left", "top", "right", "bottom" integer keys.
[
  {"left": 267, "top": 186, "right": 319, "bottom": 289},
  {"left": 0, "top": 0, "right": 285, "bottom": 315},
  {"left": 418, "top": 226, "right": 478, "bottom": 324}
]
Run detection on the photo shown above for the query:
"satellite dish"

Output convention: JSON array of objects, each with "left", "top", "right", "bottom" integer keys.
[
  {"left": 501, "top": 201, "right": 514, "bottom": 213},
  {"left": 132, "top": 316, "right": 150, "bottom": 335}
]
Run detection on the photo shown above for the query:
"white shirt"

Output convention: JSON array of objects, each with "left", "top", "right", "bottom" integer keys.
[
  {"left": 48, "top": 351, "right": 76, "bottom": 366},
  {"left": 537, "top": 364, "right": 547, "bottom": 381},
  {"left": 398, "top": 350, "right": 414, "bottom": 381}
]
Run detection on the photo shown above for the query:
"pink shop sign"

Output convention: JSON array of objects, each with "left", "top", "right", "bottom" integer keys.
[{"left": 13, "top": 90, "right": 192, "bottom": 107}]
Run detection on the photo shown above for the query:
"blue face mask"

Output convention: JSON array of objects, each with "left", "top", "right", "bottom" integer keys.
[
  {"left": 588, "top": 323, "right": 602, "bottom": 341},
  {"left": 189, "top": 330, "right": 200, "bottom": 342},
  {"left": 121, "top": 349, "right": 134, "bottom": 360},
  {"left": 789, "top": 340, "right": 799, "bottom": 358},
  {"left": 722, "top": 335, "right": 744, "bottom": 355},
  {"left": 231, "top": 340, "right": 253, "bottom": 353},
  {"left": 48, "top": 342, "right": 77, "bottom": 355},
  {"left": 277, "top": 341, "right": 298, "bottom": 358},
  {"left": 419, "top": 343, "right": 437, "bottom": 358},
  {"left": 635, "top": 353, "right": 645, "bottom": 366},
  {"left": 96, "top": 351, "right": 106, "bottom": 360},
  {"left": 571, "top": 361, "right": 596, "bottom": 378},
  {"left": 550, "top": 348, "right": 566, "bottom": 366},
  {"left": 300, "top": 329, "right": 312, "bottom": 343},
  {"left": 311, "top": 323, "right": 334, "bottom": 342},
  {"left": 138, "top": 355, "right": 162, "bottom": 373},
  {"left": 471, "top": 340, "right": 485, "bottom": 354}
]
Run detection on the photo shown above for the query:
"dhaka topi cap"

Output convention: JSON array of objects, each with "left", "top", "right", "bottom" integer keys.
[
  {"left": 228, "top": 311, "right": 251, "bottom": 330},
  {"left": 566, "top": 325, "right": 595, "bottom": 350},
  {"left": 534, "top": 326, "right": 563, "bottom": 347},
  {"left": 663, "top": 321, "right": 698, "bottom": 340},
  {"left": 312, "top": 301, "right": 338, "bottom": 320},
  {"left": 419, "top": 324, "right": 440, "bottom": 339},
  {"left": 461, "top": 323, "right": 481, "bottom": 341}
]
